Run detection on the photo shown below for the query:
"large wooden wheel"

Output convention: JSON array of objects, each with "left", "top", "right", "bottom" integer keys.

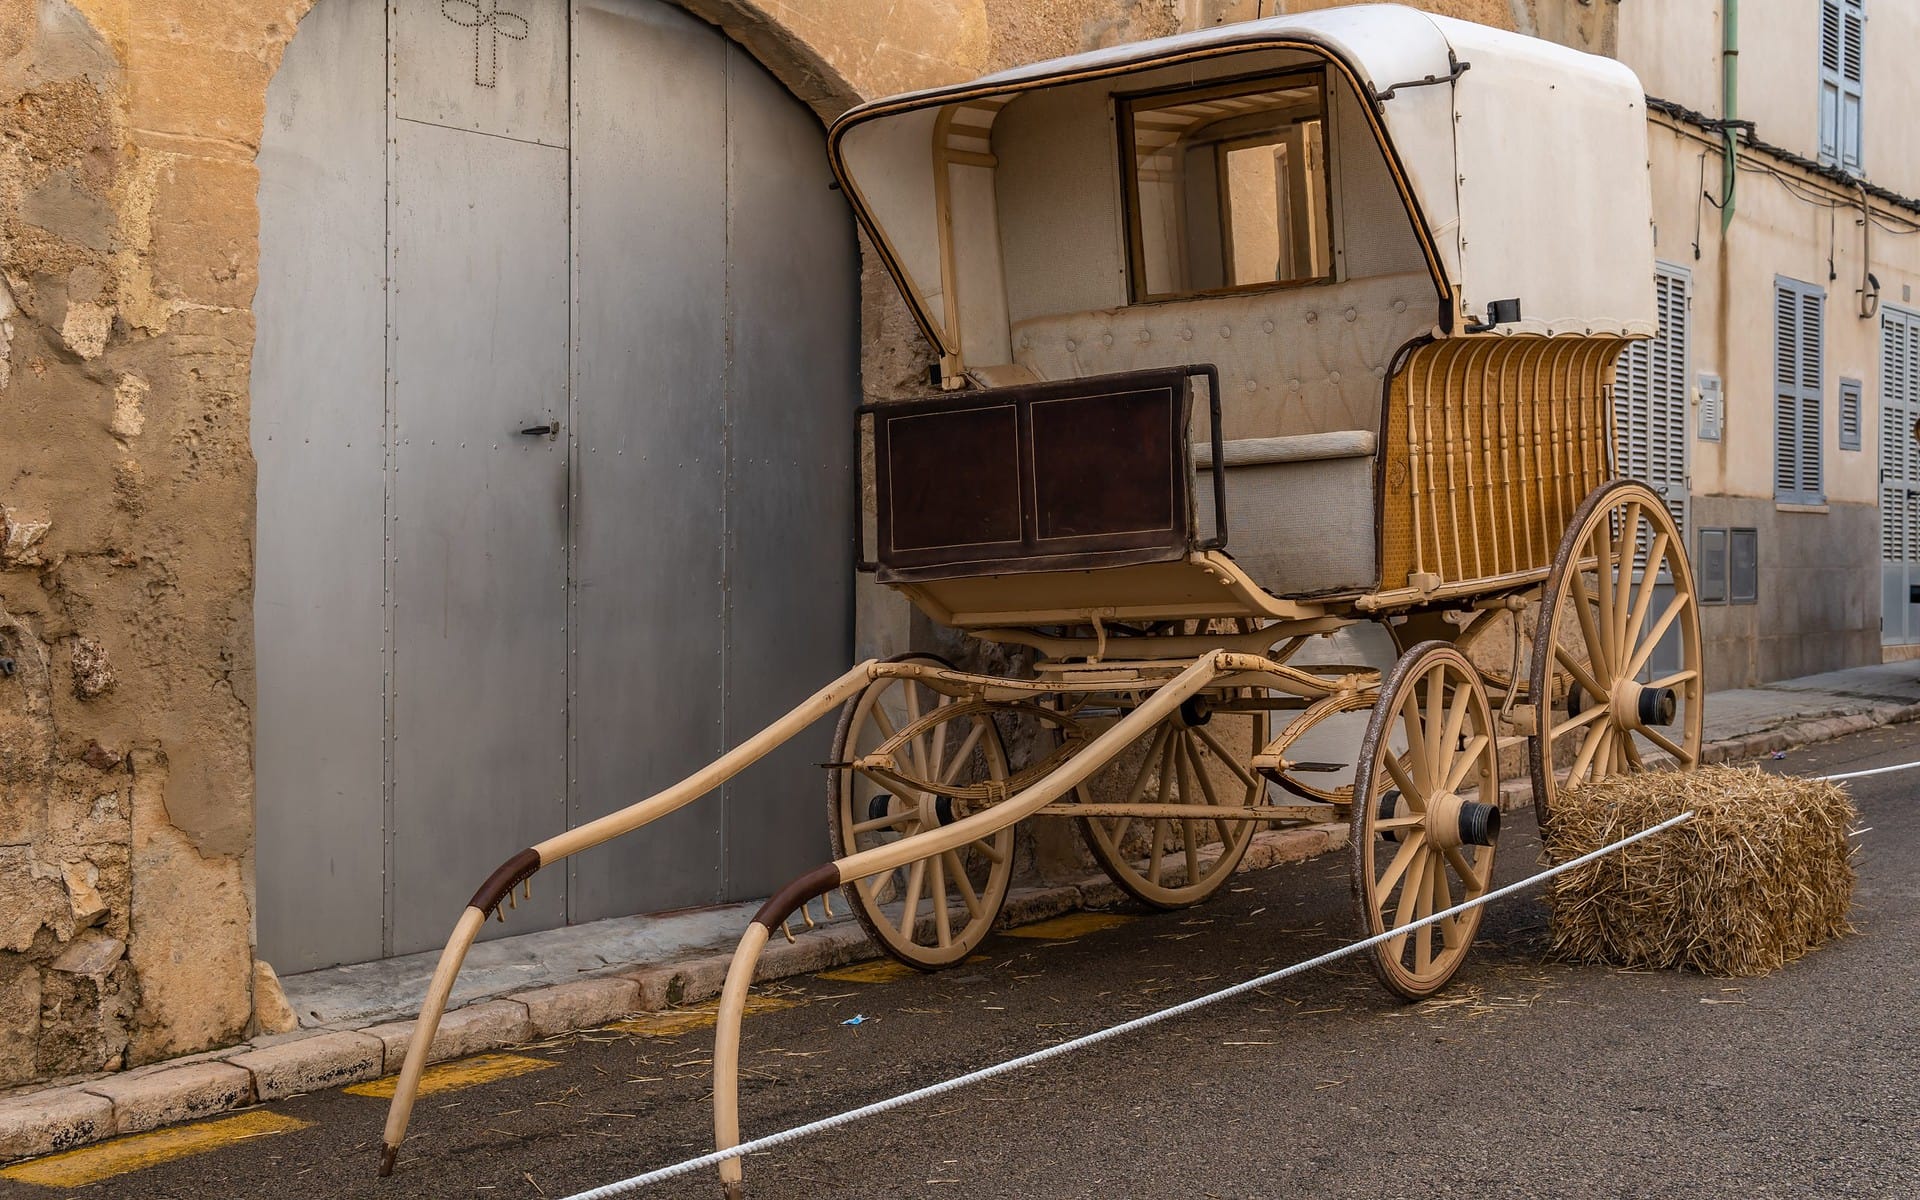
[
  {"left": 1074, "top": 697, "right": 1264, "bottom": 909},
  {"left": 1528, "top": 480, "right": 1704, "bottom": 831},
  {"left": 1351, "top": 642, "right": 1501, "bottom": 1000},
  {"left": 828, "top": 656, "right": 1015, "bottom": 969}
]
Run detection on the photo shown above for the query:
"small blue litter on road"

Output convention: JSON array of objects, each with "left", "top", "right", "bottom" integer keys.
[{"left": 841, "top": 1015, "right": 868, "bottom": 1026}]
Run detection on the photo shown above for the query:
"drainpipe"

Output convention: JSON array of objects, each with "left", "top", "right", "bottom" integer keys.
[{"left": 1721, "top": 0, "right": 1738, "bottom": 232}]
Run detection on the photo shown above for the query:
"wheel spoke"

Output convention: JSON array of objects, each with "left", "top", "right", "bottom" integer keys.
[
  {"left": 943, "top": 849, "right": 982, "bottom": 918},
  {"left": 1623, "top": 530, "right": 1669, "bottom": 652},
  {"left": 1399, "top": 691, "right": 1432, "bottom": 799},
  {"left": 903, "top": 686, "right": 927, "bottom": 778},
  {"left": 1422, "top": 668, "right": 1446, "bottom": 791},
  {"left": 1382, "top": 751, "right": 1422, "bottom": 807},
  {"left": 1375, "top": 830, "right": 1427, "bottom": 897},
  {"left": 930, "top": 853, "right": 952, "bottom": 948},
  {"left": 1146, "top": 819, "right": 1169, "bottom": 885},
  {"left": 1623, "top": 592, "right": 1693, "bottom": 681},
  {"left": 1192, "top": 724, "right": 1262, "bottom": 793},
  {"left": 1376, "top": 814, "right": 1426, "bottom": 832},
  {"left": 929, "top": 696, "right": 951, "bottom": 781},
  {"left": 1180, "top": 737, "right": 1239, "bottom": 851},
  {"left": 1648, "top": 669, "right": 1699, "bottom": 691},
  {"left": 1443, "top": 733, "right": 1490, "bottom": 794},
  {"left": 1432, "top": 849, "right": 1457, "bottom": 947},
  {"left": 1610, "top": 503, "right": 1642, "bottom": 653},
  {"left": 938, "top": 719, "right": 987, "bottom": 787},
  {"left": 1566, "top": 569, "right": 1614, "bottom": 681},
  {"left": 870, "top": 702, "right": 899, "bottom": 742},
  {"left": 1566, "top": 720, "right": 1609, "bottom": 786},
  {"left": 896, "top": 858, "right": 926, "bottom": 941},
  {"left": 851, "top": 810, "right": 911, "bottom": 837},
  {"left": 1591, "top": 525, "right": 1620, "bottom": 675},
  {"left": 1435, "top": 680, "right": 1474, "bottom": 793},
  {"left": 1553, "top": 644, "right": 1606, "bottom": 705},
  {"left": 1182, "top": 820, "right": 1201, "bottom": 886},
  {"left": 970, "top": 835, "right": 1007, "bottom": 865},
  {"left": 1551, "top": 703, "right": 1609, "bottom": 741},
  {"left": 1641, "top": 725, "right": 1695, "bottom": 765},
  {"left": 1621, "top": 733, "right": 1645, "bottom": 769},
  {"left": 1384, "top": 847, "right": 1428, "bottom": 961},
  {"left": 1443, "top": 843, "right": 1485, "bottom": 895}
]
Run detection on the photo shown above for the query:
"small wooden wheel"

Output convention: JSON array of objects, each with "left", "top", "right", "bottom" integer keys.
[
  {"left": 1074, "top": 698, "right": 1265, "bottom": 909},
  {"left": 1351, "top": 642, "right": 1501, "bottom": 1000},
  {"left": 828, "top": 656, "right": 1015, "bottom": 970},
  {"left": 1528, "top": 480, "right": 1704, "bottom": 831}
]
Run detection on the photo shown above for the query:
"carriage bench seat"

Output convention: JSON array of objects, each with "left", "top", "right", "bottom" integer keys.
[{"left": 1193, "top": 430, "right": 1377, "bottom": 598}]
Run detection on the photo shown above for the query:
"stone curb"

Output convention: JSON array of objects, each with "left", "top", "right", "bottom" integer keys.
[{"left": 5, "top": 699, "right": 1916, "bottom": 1164}]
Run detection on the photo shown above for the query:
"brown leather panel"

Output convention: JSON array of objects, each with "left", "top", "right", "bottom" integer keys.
[
  {"left": 750, "top": 862, "right": 842, "bottom": 929},
  {"left": 872, "top": 367, "right": 1196, "bottom": 582},
  {"left": 466, "top": 847, "right": 541, "bottom": 914}
]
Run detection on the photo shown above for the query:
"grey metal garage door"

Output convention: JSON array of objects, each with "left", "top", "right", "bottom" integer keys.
[{"left": 253, "top": 0, "right": 856, "bottom": 972}]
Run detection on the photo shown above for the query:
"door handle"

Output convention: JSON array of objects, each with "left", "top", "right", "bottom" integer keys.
[{"left": 519, "top": 420, "right": 559, "bottom": 437}]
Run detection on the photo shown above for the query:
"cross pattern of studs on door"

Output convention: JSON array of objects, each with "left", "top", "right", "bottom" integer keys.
[{"left": 441, "top": 0, "right": 529, "bottom": 87}]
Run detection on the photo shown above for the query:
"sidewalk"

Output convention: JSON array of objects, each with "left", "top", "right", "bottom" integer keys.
[{"left": 6, "top": 659, "right": 1920, "bottom": 1162}]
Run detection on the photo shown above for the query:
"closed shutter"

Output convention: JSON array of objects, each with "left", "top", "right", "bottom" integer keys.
[
  {"left": 1882, "top": 307, "right": 1920, "bottom": 562},
  {"left": 1614, "top": 263, "right": 1690, "bottom": 536},
  {"left": 1820, "top": 0, "right": 1865, "bottom": 172},
  {"left": 1775, "top": 277, "right": 1826, "bottom": 506},
  {"left": 1840, "top": 378, "right": 1862, "bottom": 450}
]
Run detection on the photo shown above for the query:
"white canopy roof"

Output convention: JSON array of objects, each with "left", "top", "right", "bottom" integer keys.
[{"left": 828, "top": 4, "right": 1655, "bottom": 351}]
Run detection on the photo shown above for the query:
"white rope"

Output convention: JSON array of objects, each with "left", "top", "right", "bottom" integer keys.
[
  {"left": 560, "top": 809, "right": 1696, "bottom": 1200},
  {"left": 1812, "top": 757, "right": 1920, "bottom": 782}
]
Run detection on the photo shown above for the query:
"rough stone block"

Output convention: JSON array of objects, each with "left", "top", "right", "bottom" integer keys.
[
  {"left": 998, "top": 885, "right": 1081, "bottom": 928},
  {"left": 0, "top": 958, "right": 42, "bottom": 1089},
  {"left": 756, "top": 921, "right": 873, "bottom": 982},
  {"left": 619, "top": 964, "right": 677, "bottom": 1012},
  {"left": 0, "top": 1086, "right": 113, "bottom": 1160},
  {"left": 226, "top": 1029, "right": 382, "bottom": 1100},
  {"left": 250, "top": 961, "right": 298, "bottom": 1036},
  {"left": 146, "top": 154, "right": 261, "bottom": 309},
  {"left": 519, "top": 978, "right": 641, "bottom": 1040},
  {"left": 82, "top": 1060, "right": 253, "bottom": 1134},
  {"left": 362, "top": 1000, "right": 532, "bottom": 1075}
]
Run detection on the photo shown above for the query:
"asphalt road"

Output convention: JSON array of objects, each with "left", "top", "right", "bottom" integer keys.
[{"left": 10, "top": 724, "right": 1917, "bottom": 1200}]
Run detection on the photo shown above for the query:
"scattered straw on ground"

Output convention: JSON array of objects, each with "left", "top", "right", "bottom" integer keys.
[{"left": 1544, "top": 765, "right": 1856, "bottom": 977}]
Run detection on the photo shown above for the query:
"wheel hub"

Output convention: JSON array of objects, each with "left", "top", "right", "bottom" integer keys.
[
  {"left": 1425, "top": 791, "right": 1501, "bottom": 850},
  {"left": 1609, "top": 677, "right": 1677, "bottom": 731}
]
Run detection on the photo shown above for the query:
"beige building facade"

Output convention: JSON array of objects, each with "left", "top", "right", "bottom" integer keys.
[
  {"left": 1619, "top": 0, "right": 1920, "bottom": 686},
  {"left": 0, "top": 0, "right": 1853, "bottom": 1096}
]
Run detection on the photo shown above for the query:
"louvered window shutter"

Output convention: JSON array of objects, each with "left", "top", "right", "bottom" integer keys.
[
  {"left": 1842, "top": 0, "right": 1865, "bottom": 172},
  {"left": 1775, "top": 278, "right": 1826, "bottom": 505},
  {"left": 1840, "top": 379, "right": 1862, "bottom": 451},
  {"left": 1821, "top": 0, "right": 1866, "bottom": 171},
  {"left": 1882, "top": 309, "right": 1920, "bottom": 563}
]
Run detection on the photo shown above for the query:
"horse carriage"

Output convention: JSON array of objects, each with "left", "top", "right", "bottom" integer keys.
[{"left": 379, "top": 6, "right": 1703, "bottom": 1192}]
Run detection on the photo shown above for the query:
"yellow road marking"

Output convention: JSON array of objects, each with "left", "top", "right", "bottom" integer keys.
[
  {"left": 606, "top": 995, "right": 797, "bottom": 1038},
  {"left": 1001, "top": 912, "right": 1138, "bottom": 940},
  {"left": 0, "top": 1111, "right": 311, "bottom": 1189},
  {"left": 817, "top": 955, "right": 985, "bottom": 984},
  {"left": 344, "top": 1052, "right": 556, "bottom": 1100}
]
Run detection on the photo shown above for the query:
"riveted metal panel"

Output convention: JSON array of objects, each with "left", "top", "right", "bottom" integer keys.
[
  {"left": 720, "top": 40, "right": 859, "bottom": 896},
  {"left": 388, "top": 117, "right": 571, "bottom": 954},
  {"left": 566, "top": 0, "right": 729, "bottom": 920},
  {"left": 253, "top": 0, "right": 390, "bottom": 973},
  {"left": 393, "top": 0, "right": 570, "bottom": 146}
]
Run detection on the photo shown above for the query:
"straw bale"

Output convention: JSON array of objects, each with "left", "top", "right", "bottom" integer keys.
[{"left": 1543, "top": 765, "right": 1856, "bottom": 977}]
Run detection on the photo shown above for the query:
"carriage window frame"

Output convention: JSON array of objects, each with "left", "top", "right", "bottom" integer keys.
[{"left": 1117, "top": 68, "right": 1336, "bottom": 305}]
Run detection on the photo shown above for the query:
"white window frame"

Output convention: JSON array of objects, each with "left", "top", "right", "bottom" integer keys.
[
  {"left": 1820, "top": 0, "right": 1865, "bottom": 173},
  {"left": 1775, "top": 276, "right": 1826, "bottom": 506}
]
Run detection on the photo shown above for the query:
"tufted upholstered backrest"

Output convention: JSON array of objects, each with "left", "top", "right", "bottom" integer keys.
[{"left": 1009, "top": 271, "right": 1438, "bottom": 442}]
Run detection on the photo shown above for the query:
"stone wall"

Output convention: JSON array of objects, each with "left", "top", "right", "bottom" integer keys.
[{"left": 0, "top": 0, "right": 1621, "bottom": 1091}]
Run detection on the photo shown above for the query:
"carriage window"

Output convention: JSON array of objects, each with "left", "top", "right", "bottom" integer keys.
[{"left": 1122, "top": 72, "right": 1333, "bottom": 302}]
